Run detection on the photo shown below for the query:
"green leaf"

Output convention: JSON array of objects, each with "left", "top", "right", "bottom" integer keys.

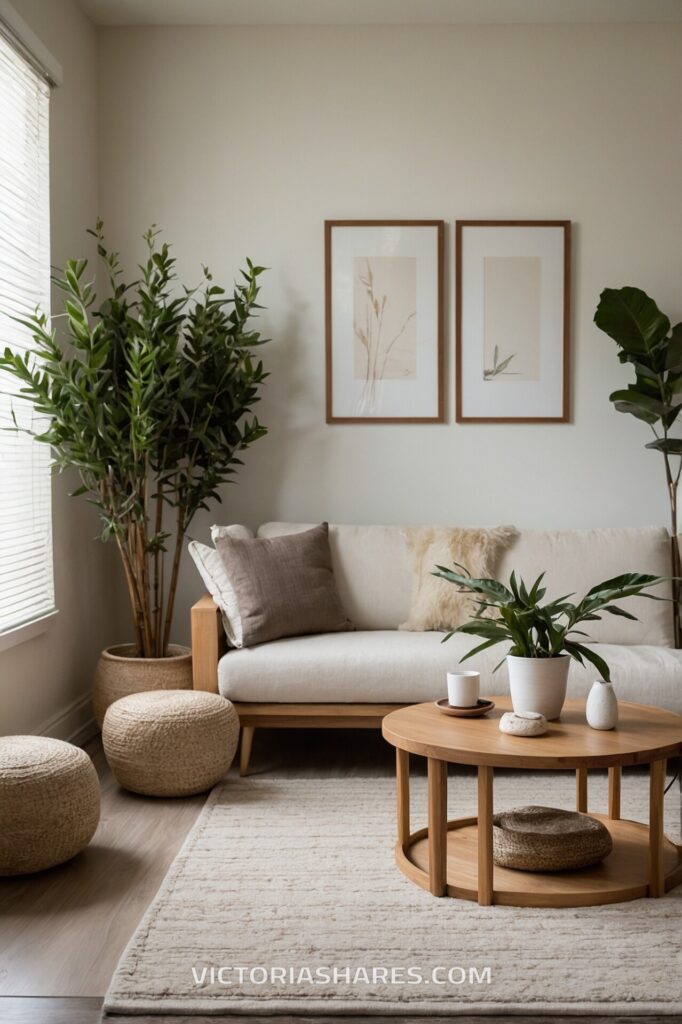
[
  {"left": 494, "top": 354, "right": 515, "bottom": 374},
  {"left": 458, "top": 636, "right": 506, "bottom": 662},
  {"left": 665, "top": 323, "right": 682, "bottom": 371},
  {"left": 564, "top": 641, "right": 585, "bottom": 666},
  {"left": 566, "top": 642, "right": 611, "bottom": 682},
  {"left": 601, "top": 604, "right": 638, "bottom": 620},
  {"left": 645, "top": 438, "right": 682, "bottom": 455},
  {"left": 608, "top": 388, "right": 670, "bottom": 424},
  {"left": 456, "top": 620, "right": 510, "bottom": 641},
  {"left": 629, "top": 361, "right": 662, "bottom": 381},
  {"left": 432, "top": 568, "right": 514, "bottom": 605},
  {"left": 583, "top": 572, "right": 667, "bottom": 600},
  {"left": 610, "top": 400, "right": 660, "bottom": 425},
  {"left": 527, "top": 572, "right": 546, "bottom": 605},
  {"left": 594, "top": 286, "right": 670, "bottom": 357}
]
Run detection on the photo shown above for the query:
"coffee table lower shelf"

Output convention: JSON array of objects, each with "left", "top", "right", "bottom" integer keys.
[{"left": 397, "top": 814, "right": 682, "bottom": 908}]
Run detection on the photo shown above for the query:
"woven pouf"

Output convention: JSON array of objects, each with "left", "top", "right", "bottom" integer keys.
[
  {"left": 0, "top": 736, "right": 100, "bottom": 876},
  {"left": 493, "top": 805, "right": 613, "bottom": 872},
  {"left": 102, "top": 690, "right": 239, "bottom": 797}
]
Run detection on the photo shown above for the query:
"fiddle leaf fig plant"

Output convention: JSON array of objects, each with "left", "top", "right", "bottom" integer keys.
[
  {"left": 594, "top": 286, "right": 682, "bottom": 646},
  {"left": 433, "top": 565, "right": 667, "bottom": 682},
  {"left": 0, "top": 222, "right": 269, "bottom": 658}
]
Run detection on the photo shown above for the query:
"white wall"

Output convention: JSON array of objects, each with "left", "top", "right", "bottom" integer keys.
[
  {"left": 1, "top": 0, "right": 125, "bottom": 738},
  {"left": 94, "top": 23, "right": 681, "bottom": 645}
]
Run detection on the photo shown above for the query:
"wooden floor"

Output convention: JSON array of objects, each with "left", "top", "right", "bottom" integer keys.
[
  {"left": 1, "top": 1002, "right": 678, "bottom": 1024},
  {"left": 0, "top": 729, "right": 679, "bottom": 1024}
]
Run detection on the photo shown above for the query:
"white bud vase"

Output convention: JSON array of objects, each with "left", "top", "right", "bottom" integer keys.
[{"left": 586, "top": 680, "right": 618, "bottom": 730}]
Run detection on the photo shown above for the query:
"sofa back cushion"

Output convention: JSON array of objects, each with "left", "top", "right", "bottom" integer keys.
[
  {"left": 496, "top": 527, "right": 674, "bottom": 647},
  {"left": 400, "top": 525, "right": 518, "bottom": 632},
  {"left": 257, "top": 523, "right": 413, "bottom": 629},
  {"left": 214, "top": 523, "right": 353, "bottom": 647},
  {"left": 189, "top": 524, "right": 254, "bottom": 646},
  {"left": 257, "top": 523, "right": 674, "bottom": 646}
]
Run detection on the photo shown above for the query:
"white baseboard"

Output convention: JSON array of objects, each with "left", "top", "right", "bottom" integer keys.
[{"left": 37, "top": 692, "right": 99, "bottom": 747}]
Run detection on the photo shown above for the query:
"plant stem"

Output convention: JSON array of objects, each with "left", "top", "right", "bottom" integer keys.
[
  {"left": 139, "top": 467, "right": 155, "bottom": 654},
  {"left": 114, "top": 529, "right": 146, "bottom": 654},
  {"left": 664, "top": 453, "right": 681, "bottom": 647},
  {"left": 378, "top": 311, "right": 416, "bottom": 380},
  {"left": 101, "top": 477, "right": 146, "bottom": 654},
  {"left": 162, "top": 506, "right": 184, "bottom": 655},
  {"left": 153, "top": 482, "right": 164, "bottom": 657}
]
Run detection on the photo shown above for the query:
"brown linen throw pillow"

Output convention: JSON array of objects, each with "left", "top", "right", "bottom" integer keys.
[
  {"left": 213, "top": 522, "right": 353, "bottom": 647},
  {"left": 400, "top": 525, "right": 518, "bottom": 632}
]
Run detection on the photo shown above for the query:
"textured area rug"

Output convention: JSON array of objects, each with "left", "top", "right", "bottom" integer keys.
[{"left": 104, "top": 772, "right": 682, "bottom": 1017}]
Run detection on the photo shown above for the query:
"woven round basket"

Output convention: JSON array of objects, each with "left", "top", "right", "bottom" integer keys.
[
  {"left": 102, "top": 690, "right": 239, "bottom": 797},
  {"left": 0, "top": 736, "right": 100, "bottom": 876},
  {"left": 493, "top": 805, "right": 613, "bottom": 872},
  {"left": 92, "top": 644, "right": 193, "bottom": 728}
]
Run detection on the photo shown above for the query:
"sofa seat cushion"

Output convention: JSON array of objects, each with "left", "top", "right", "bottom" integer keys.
[{"left": 217, "top": 631, "right": 682, "bottom": 713}]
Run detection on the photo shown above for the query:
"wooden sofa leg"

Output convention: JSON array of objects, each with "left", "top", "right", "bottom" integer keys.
[{"left": 240, "top": 727, "right": 255, "bottom": 777}]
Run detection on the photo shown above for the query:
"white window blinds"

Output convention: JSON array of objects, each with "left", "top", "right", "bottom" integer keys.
[{"left": 0, "top": 29, "right": 54, "bottom": 635}]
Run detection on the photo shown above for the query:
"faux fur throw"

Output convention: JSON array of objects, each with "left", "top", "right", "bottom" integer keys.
[{"left": 400, "top": 525, "right": 518, "bottom": 632}]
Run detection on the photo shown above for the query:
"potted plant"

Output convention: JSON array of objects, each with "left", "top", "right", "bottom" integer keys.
[
  {"left": 0, "top": 223, "right": 268, "bottom": 725},
  {"left": 594, "top": 286, "right": 682, "bottom": 647},
  {"left": 432, "top": 566, "right": 666, "bottom": 719}
]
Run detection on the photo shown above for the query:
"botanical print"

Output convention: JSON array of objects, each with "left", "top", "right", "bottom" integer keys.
[
  {"left": 484, "top": 345, "right": 517, "bottom": 381},
  {"left": 483, "top": 256, "right": 541, "bottom": 382},
  {"left": 353, "top": 256, "right": 416, "bottom": 414}
]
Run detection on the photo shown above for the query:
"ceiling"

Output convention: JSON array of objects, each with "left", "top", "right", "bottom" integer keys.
[{"left": 77, "top": 0, "right": 682, "bottom": 27}]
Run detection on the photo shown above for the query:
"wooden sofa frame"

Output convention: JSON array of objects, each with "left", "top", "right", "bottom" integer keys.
[{"left": 191, "top": 594, "right": 406, "bottom": 776}]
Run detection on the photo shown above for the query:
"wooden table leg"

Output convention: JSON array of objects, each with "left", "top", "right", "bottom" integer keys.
[
  {"left": 649, "top": 759, "right": 666, "bottom": 898},
  {"left": 477, "top": 765, "right": 494, "bottom": 907},
  {"left": 608, "top": 765, "right": 621, "bottom": 820},
  {"left": 427, "top": 758, "right": 447, "bottom": 897},
  {"left": 396, "top": 749, "right": 410, "bottom": 847},
  {"left": 576, "top": 766, "right": 588, "bottom": 812}
]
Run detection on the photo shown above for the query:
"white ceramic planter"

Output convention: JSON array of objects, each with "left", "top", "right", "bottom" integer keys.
[
  {"left": 507, "top": 654, "right": 570, "bottom": 721},
  {"left": 586, "top": 679, "right": 618, "bottom": 730}
]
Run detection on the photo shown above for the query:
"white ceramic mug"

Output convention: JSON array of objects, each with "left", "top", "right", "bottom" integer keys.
[{"left": 447, "top": 670, "right": 480, "bottom": 708}]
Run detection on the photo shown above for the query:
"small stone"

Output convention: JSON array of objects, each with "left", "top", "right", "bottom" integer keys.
[{"left": 499, "top": 711, "right": 548, "bottom": 736}]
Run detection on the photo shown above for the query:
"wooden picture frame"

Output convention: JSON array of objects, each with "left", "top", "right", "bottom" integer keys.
[
  {"left": 325, "top": 220, "right": 444, "bottom": 423},
  {"left": 456, "top": 220, "right": 571, "bottom": 423}
]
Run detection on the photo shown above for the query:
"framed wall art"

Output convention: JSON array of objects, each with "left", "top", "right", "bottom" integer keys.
[
  {"left": 456, "top": 220, "right": 571, "bottom": 423},
  {"left": 325, "top": 220, "right": 444, "bottom": 423}
]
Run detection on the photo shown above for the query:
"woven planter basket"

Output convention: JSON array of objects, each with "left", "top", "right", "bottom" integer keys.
[
  {"left": 92, "top": 644, "right": 193, "bottom": 728},
  {"left": 492, "top": 805, "right": 613, "bottom": 872},
  {"left": 0, "top": 736, "right": 100, "bottom": 876},
  {"left": 102, "top": 690, "right": 239, "bottom": 797}
]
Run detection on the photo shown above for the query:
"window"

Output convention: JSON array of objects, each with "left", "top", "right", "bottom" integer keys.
[{"left": 0, "top": 28, "right": 54, "bottom": 637}]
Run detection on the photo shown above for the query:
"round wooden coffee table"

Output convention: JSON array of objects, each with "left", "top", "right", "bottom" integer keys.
[{"left": 382, "top": 697, "right": 682, "bottom": 908}]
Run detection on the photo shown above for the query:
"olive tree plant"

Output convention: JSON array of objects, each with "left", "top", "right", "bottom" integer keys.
[
  {"left": 0, "top": 223, "right": 268, "bottom": 657},
  {"left": 594, "top": 286, "right": 682, "bottom": 646}
]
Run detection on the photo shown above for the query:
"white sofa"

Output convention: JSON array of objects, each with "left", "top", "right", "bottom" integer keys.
[{"left": 191, "top": 522, "right": 682, "bottom": 773}]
